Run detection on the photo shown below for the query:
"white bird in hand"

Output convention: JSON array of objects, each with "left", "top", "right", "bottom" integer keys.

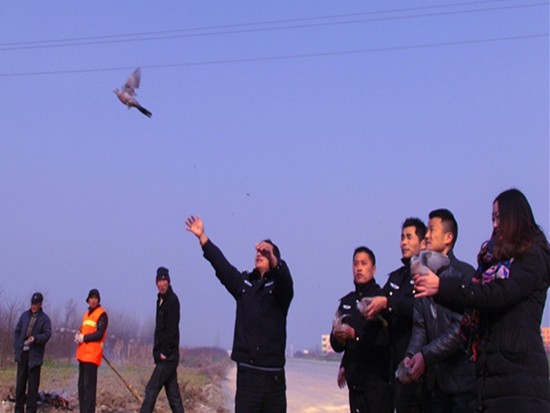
[{"left": 114, "top": 68, "right": 152, "bottom": 118}]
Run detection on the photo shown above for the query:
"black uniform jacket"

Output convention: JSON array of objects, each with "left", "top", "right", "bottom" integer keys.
[
  {"left": 202, "top": 239, "right": 294, "bottom": 368},
  {"left": 330, "top": 279, "right": 391, "bottom": 388},
  {"left": 437, "top": 242, "right": 550, "bottom": 412},
  {"left": 153, "top": 285, "right": 180, "bottom": 363},
  {"left": 383, "top": 258, "right": 415, "bottom": 366}
]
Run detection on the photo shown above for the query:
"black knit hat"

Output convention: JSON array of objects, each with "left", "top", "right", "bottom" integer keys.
[
  {"left": 156, "top": 267, "right": 170, "bottom": 283},
  {"left": 86, "top": 288, "right": 101, "bottom": 303}
]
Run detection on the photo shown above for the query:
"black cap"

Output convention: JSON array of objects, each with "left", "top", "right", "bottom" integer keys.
[
  {"left": 156, "top": 267, "right": 170, "bottom": 283},
  {"left": 86, "top": 288, "right": 101, "bottom": 303},
  {"left": 31, "top": 292, "right": 43, "bottom": 304}
]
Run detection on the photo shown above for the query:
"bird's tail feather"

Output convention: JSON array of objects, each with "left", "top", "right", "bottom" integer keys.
[{"left": 137, "top": 106, "right": 152, "bottom": 118}]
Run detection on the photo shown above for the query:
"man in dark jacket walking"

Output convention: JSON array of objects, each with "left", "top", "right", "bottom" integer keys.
[
  {"left": 185, "top": 215, "right": 294, "bottom": 413},
  {"left": 14, "top": 292, "right": 52, "bottom": 413},
  {"left": 404, "top": 209, "right": 476, "bottom": 413},
  {"left": 139, "top": 267, "right": 184, "bottom": 413}
]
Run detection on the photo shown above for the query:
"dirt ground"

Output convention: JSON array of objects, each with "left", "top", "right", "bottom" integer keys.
[{"left": 0, "top": 356, "right": 231, "bottom": 413}]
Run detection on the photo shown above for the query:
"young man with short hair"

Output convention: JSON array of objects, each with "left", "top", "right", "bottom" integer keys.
[
  {"left": 365, "top": 218, "right": 432, "bottom": 413},
  {"left": 404, "top": 209, "right": 476, "bottom": 413},
  {"left": 139, "top": 267, "right": 185, "bottom": 413},
  {"left": 331, "top": 246, "right": 392, "bottom": 413}
]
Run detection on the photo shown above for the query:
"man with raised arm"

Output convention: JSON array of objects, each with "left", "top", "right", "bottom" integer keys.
[{"left": 185, "top": 215, "right": 294, "bottom": 413}]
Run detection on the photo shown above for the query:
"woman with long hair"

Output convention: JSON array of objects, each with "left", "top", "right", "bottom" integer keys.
[{"left": 414, "top": 189, "right": 550, "bottom": 412}]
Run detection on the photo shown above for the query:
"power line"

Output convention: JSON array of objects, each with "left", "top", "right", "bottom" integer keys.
[
  {"left": 2, "top": 0, "right": 509, "bottom": 46},
  {"left": 0, "top": 1, "right": 546, "bottom": 51},
  {"left": 0, "top": 33, "right": 546, "bottom": 78}
]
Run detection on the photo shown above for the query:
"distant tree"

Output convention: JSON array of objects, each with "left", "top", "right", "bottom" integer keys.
[
  {"left": 48, "top": 298, "right": 80, "bottom": 362},
  {"left": 104, "top": 308, "right": 141, "bottom": 361},
  {"left": 0, "top": 291, "right": 24, "bottom": 367}
]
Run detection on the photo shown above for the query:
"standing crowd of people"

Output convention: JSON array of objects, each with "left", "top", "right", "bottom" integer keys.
[
  {"left": 12, "top": 188, "right": 550, "bottom": 413},
  {"left": 330, "top": 189, "right": 550, "bottom": 413}
]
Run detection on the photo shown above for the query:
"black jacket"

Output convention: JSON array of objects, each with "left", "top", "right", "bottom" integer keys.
[
  {"left": 437, "top": 243, "right": 550, "bottom": 412},
  {"left": 383, "top": 258, "right": 416, "bottom": 366},
  {"left": 406, "top": 251, "right": 476, "bottom": 395},
  {"left": 14, "top": 308, "right": 52, "bottom": 369},
  {"left": 153, "top": 285, "right": 180, "bottom": 363},
  {"left": 202, "top": 239, "right": 293, "bottom": 368},
  {"left": 330, "top": 279, "right": 391, "bottom": 388}
]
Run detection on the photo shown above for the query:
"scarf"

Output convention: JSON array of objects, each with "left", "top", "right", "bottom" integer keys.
[{"left": 459, "top": 238, "right": 513, "bottom": 361}]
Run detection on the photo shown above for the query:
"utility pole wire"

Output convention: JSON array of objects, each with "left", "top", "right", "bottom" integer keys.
[
  {"left": 0, "top": 2, "right": 546, "bottom": 52},
  {"left": 0, "top": 33, "right": 546, "bottom": 78},
  {"left": 0, "top": 0, "right": 511, "bottom": 47}
]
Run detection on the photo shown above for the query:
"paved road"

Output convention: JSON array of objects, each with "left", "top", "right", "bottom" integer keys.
[{"left": 223, "top": 358, "right": 349, "bottom": 412}]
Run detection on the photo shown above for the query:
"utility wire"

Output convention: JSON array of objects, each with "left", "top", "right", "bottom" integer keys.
[
  {"left": 0, "top": 33, "right": 546, "bottom": 78},
  {"left": 0, "top": 1, "right": 546, "bottom": 51},
  {"left": 0, "top": 0, "right": 509, "bottom": 46}
]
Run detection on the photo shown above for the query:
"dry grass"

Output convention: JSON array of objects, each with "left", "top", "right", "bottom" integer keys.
[{"left": 0, "top": 348, "right": 232, "bottom": 413}]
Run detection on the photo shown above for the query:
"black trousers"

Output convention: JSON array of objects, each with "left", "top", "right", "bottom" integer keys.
[
  {"left": 139, "top": 360, "right": 184, "bottom": 413},
  {"left": 235, "top": 367, "right": 286, "bottom": 413},
  {"left": 15, "top": 351, "right": 41, "bottom": 413},
  {"left": 395, "top": 379, "right": 433, "bottom": 413},
  {"left": 348, "top": 380, "right": 393, "bottom": 413},
  {"left": 78, "top": 362, "right": 98, "bottom": 413}
]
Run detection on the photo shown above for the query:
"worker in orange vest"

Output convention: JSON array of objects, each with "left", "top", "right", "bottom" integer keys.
[{"left": 75, "top": 289, "right": 108, "bottom": 413}]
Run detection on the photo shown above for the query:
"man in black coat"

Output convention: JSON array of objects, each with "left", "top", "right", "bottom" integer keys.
[
  {"left": 330, "top": 246, "right": 392, "bottom": 413},
  {"left": 404, "top": 209, "right": 476, "bottom": 413},
  {"left": 185, "top": 215, "right": 294, "bottom": 413},
  {"left": 14, "top": 292, "right": 52, "bottom": 413},
  {"left": 139, "top": 267, "right": 185, "bottom": 413},
  {"left": 364, "top": 218, "right": 432, "bottom": 413}
]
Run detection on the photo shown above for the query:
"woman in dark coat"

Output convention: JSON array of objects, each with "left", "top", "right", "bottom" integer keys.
[{"left": 414, "top": 189, "right": 550, "bottom": 412}]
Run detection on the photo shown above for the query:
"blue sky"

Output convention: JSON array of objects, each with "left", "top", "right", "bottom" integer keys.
[{"left": 1, "top": 1, "right": 548, "bottom": 352}]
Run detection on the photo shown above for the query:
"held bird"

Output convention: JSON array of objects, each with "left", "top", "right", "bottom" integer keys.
[{"left": 114, "top": 68, "right": 152, "bottom": 118}]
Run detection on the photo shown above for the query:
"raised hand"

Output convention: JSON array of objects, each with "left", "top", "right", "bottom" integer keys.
[
  {"left": 255, "top": 241, "right": 278, "bottom": 268},
  {"left": 185, "top": 215, "right": 208, "bottom": 245}
]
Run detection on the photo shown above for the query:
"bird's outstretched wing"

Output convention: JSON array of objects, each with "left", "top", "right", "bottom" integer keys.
[{"left": 122, "top": 68, "right": 141, "bottom": 96}]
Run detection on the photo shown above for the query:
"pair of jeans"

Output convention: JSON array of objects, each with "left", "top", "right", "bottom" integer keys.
[
  {"left": 15, "top": 351, "right": 41, "bottom": 413},
  {"left": 235, "top": 367, "right": 286, "bottom": 413},
  {"left": 139, "top": 360, "right": 184, "bottom": 413}
]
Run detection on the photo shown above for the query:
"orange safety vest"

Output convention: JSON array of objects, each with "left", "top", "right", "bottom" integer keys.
[{"left": 76, "top": 306, "right": 107, "bottom": 366}]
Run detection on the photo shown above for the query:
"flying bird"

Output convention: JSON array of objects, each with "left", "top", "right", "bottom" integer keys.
[{"left": 114, "top": 68, "right": 152, "bottom": 118}]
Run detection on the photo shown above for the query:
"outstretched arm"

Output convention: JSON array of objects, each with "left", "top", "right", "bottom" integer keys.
[{"left": 185, "top": 215, "right": 209, "bottom": 246}]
